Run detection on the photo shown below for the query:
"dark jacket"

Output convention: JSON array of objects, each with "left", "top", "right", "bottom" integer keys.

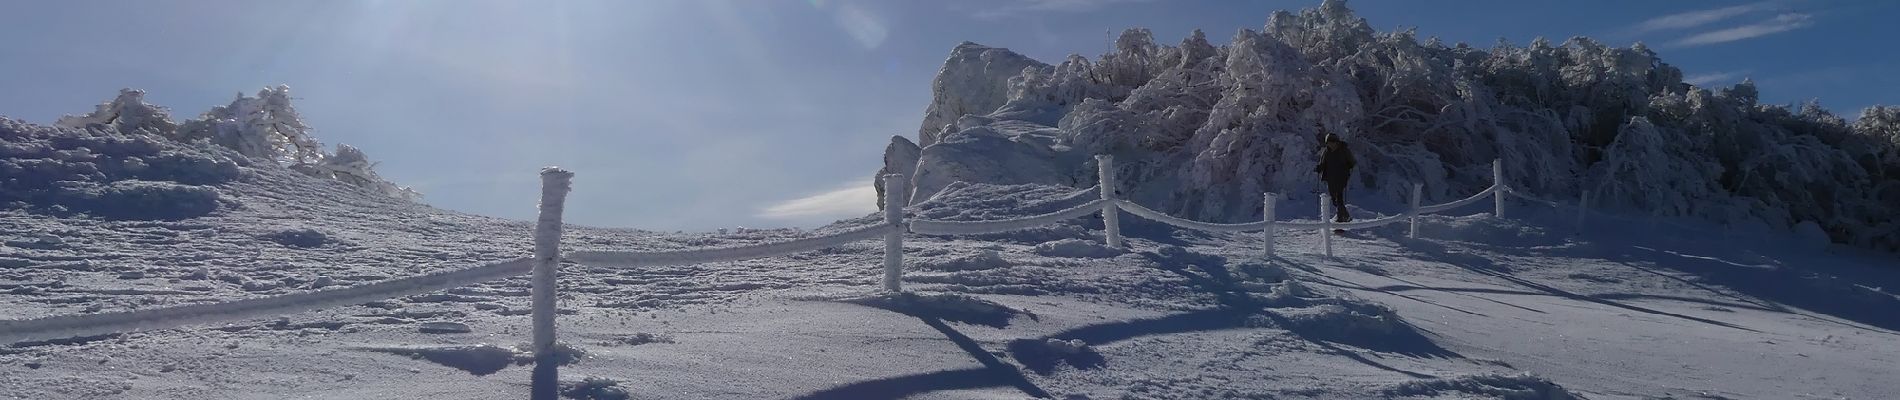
[{"left": 1315, "top": 143, "right": 1355, "bottom": 184}]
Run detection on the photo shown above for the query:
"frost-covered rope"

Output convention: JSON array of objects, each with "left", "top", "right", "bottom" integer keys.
[
  {"left": 909, "top": 199, "right": 1112, "bottom": 235},
  {"left": 1332, "top": 213, "right": 1409, "bottom": 230},
  {"left": 1504, "top": 187, "right": 1569, "bottom": 209},
  {"left": 1419, "top": 185, "right": 1499, "bottom": 213},
  {"left": 0, "top": 257, "right": 535, "bottom": 344},
  {"left": 1275, "top": 220, "right": 1332, "bottom": 229},
  {"left": 1116, "top": 200, "right": 1265, "bottom": 232},
  {"left": 567, "top": 222, "right": 895, "bottom": 267}
]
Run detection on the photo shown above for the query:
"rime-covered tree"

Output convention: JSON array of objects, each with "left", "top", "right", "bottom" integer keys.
[{"left": 894, "top": 0, "right": 1900, "bottom": 250}]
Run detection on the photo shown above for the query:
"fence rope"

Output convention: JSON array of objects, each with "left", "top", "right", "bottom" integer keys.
[
  {"left": 1419, "top": 185, "right": 1500, "bottom": 214},
  {"left": 0, "top": 257, "right": 534, "bottom": 344},
  {"left": 1504, "top": 186, "right": 1569, "bottom": 209},
  {"left": 909, "top": 199, "right": 1112, "bottom": 235},
  {"left": 1116, "top": 200, "right": 1266, "bottom": 232},
  {"left": 1331, "top": 213, "right": 1410, "bottom": 230},
  {"left": 567, "top": 222, "right": 895, "bottom": 267}
]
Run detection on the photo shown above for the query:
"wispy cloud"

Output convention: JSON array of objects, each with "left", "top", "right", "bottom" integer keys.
[
  {"left": 1673, "top": 12, "right": 1814, "bottom": 47},
  {"left": 1683, "top": 71, "right": 1745, "bottom": 86},
  {"left": 1628, "top": 2, "right": 1772, "bottom": 34},
  {"left": 756, "top": 182, "right": 877, "bottom": 221},
  {"left": 968, "top": 0, "right": 1154, "bottom": 20}
]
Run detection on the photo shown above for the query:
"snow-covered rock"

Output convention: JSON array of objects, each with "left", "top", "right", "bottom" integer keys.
[
  {"left": 916, "top": 42, "right": 1049, "bottom": 147},
  {"left": 1793, "top": 220, "right": 1831, "bottom": 251},
  {"left": 872, "top": 135, "right": 919, "bottom": 209}
]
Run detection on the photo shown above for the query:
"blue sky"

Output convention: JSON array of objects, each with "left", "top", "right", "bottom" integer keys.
[{"left": 2, "top": 0, "right": 1893, "bottom": 231}]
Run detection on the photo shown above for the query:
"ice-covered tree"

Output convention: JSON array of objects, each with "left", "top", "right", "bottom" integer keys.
[
  {"left": 55, "top": 89, "right": 178, "bottom": 137},
  {"left": 177, "top": 85, "right": 324, "bottom": 165},
  {"left": 894, "top": 0, "right": 1900, "bottom": 250}
]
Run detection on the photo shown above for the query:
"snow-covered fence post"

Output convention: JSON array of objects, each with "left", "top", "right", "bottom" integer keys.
[
  {"left": 882, "top": 174, "right": 906, "bottom": 292},
  {"left": 1409, "top": 183, "right": 1422, "bottom": 238},
  {"left": 1261, "top": 193, "right": 1276, "bottom": 258},
  {"left": 1320, "top": 195, "right": 1334, "bottom": 258},
  {"left": 1097, "top": 155, "right": 1123, "bottom": 248},
  {"left": 1492, "top": 159, "right": 1506, "bottom": 219},
  {"left": 531, "top": 167, "right": 572, "bottom": 400}
]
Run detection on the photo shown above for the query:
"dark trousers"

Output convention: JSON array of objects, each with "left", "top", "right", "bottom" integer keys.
[{"left": 1326, "top": 180, "right": 1350, "bottom": 222}]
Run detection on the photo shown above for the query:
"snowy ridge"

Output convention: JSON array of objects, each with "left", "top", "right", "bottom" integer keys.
[{"left": 0, "top": 258, "right": 531, "bottom": 344}]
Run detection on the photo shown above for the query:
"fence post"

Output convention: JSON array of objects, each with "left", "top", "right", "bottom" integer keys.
[
  {"left": 1261, "top": 193, "right": 1276, "bottom": 259},
  {"left": 1096, "top": 154, "right": 1123, "bottom": 248},
  {"left": 1320, "top": 195, "right": 1334, "bottom": 258},
  {"left": 882, "top": 174, "right": 906, "bottom": 292},
  {"left": 531, "top": 167, "right": 573, "bottom": 400},
  {"left": 1409, "top": 183, "right": 1422, "bottom": 238},
  {"left": 1492, "top": 159, "right": 1505, "bottom": 219}
]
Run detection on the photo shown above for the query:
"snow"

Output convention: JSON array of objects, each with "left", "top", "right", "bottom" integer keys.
[
  {"left": 4, "top": 132, "right": 1895, "bottom": 398},
  {"left": 4, "top": 1, "right": 1900, "bottom": 398}
]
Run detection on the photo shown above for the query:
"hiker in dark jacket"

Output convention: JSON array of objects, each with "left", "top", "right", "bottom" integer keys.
[{"left": 1314, "top": 133, "right": 1355, "bottom": 222}]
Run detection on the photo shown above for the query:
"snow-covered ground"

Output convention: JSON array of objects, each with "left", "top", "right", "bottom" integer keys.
[{"left": 3, "top": 154, "right": 1897, "bottom": 399}]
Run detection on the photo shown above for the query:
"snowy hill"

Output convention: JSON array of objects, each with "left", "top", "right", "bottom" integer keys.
[{"left": 888, "top": 0, "right": 1900, "bottom": 252}]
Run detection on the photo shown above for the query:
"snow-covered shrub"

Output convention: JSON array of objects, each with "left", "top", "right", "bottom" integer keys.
[
  {"left": 177, "top": 86, "right": 322, "bottom": 164},
  {"left": 42, "top": 86, "right": 424, "bottom": 201},
  {"left": 304, "top": 144, "right": 421, "bottom": 200},
  {"left": 55, "top": 89, "right": 178, "bottom": 137}
]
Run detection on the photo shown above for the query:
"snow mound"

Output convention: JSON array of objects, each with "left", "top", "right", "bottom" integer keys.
[
  {"left": 1386, "top": 372, "right": 1582, "bottom": 400},
  {"left": 562, "top": 376, "right": 632, "bottom": 400},
  {"left": 360, "top": 342, "right": 588, "bottom": 376},
  {"left": 911, "top": 249, "right": 1011, "bottom": 271},
  {"left": 1033, "top": 238, "right": 1122, "bottom": 258},
  {"left": 261, "top": 227, "right": 332, "bottom": 248},
  {"left": 906, "top": 182, "right": 1100, "bottom": 243},
  {"left": 1006, "top": 337, "right": 1105, "bottom": 375},
  {"left": 2, "top": 119, "right": 242, "bottom": 219},
  {"left": 843, "top": 291, "right": 1029, "bottom": 328}
]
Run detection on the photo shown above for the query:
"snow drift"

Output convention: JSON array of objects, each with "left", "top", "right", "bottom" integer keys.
[{"left": 887, "top": 0, "right": 1900, "bottom": 251}]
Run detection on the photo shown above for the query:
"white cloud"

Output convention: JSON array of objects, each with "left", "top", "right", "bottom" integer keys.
[
  {"left": 1673, "top": 12, "right": 1813, "bottom": 47},
  {"left": 1683, "top": 71, "right": 1743, "bottom": 86},
  {"left": 970, "top": 0, "right": 1154, "bottom": 20},
  {"left": 1629, "top": 2, "right": 1771, "bottom": 34},
  {"left": 757, "top": 183, "right": 878, "bottom": 220}
]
